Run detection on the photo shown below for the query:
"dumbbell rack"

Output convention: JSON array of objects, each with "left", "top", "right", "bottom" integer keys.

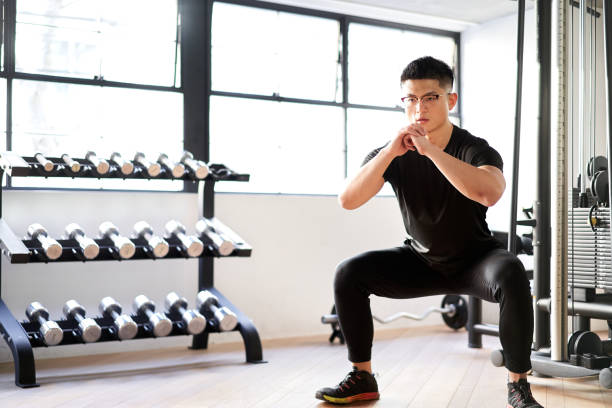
[{"left": 0, "top": 152, "right": 264, "bottom": 388}]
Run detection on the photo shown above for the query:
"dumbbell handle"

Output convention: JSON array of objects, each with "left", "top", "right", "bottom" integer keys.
[
  {"left": 36, "top": 234, "right": 55, "bottom": 247},
  {"left": 172, "top": 231, "right": 193, "bottom": 249},
  {"left": 86, "top": 152, "right": 102, "bottom": 166},
  {"left": 142, "top": 309, "right": 157, "bottom": 321},
  {"left": 35, "top": 314, "right": 49, "bottom": 326},
  {"left": 67, "top": 310, "right": 87, "bottom": 325},
  {"left": 106, "top": 309, "right": 122, "bottom": 321},
  {"left": 73, "top": 234, "right": 93, "bottom": 249},
  {"left": 138, "top": 229, "right": 154, "bottom": 242},
  {"left": 106, "top": 231, "right": 130, "bottom": 249}
]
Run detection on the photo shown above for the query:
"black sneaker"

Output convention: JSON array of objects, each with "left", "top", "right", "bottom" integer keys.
[
  {"left": 315, "top": 368, "right": 380, "bottom": 404},
  {"left": 507, "top": 378, "right": 544, "bottom": 408}
]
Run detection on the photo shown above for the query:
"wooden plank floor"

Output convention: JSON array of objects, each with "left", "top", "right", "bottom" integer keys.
[{"left": 0, "top": 325, "right": 610, "bottom": 407}]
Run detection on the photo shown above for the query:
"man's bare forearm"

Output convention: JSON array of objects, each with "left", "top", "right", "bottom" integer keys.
[
  {"left": 426, "top": 146, "right": 505, "bottom": 207},
  {"left": 338, "top": 147, "right": 395, "bottom": 210}
]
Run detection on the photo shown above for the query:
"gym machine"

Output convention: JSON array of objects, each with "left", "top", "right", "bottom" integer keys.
[
  {"left": 0, "top": 151, "right": 261, "bottom": 388},
  {"left": 472, "top": 0, "right": 612, "bottom": 389}
]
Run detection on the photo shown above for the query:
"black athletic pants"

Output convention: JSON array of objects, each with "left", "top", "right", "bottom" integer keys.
[{"left": 334, "top": 246, "right": 533, "bottom": 374}]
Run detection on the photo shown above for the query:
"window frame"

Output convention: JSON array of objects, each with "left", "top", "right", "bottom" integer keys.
[
  {"left": 1, "top": 0, "right": 184, "bottom": 193},
  {"left": 209, "top": 0, "right": 461, "bottom": 192},
  {"left": 0, "top": 0, "right": 460, "bottom": 194}
]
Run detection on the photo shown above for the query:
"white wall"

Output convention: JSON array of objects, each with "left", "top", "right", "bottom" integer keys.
[{"left": 461, "top": 8, "right": 539, "bottom": 235}]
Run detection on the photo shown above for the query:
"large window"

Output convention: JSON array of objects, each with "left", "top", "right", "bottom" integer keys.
[
  {"left": 348, "top": 23, "right": 457, "bottom": 108},
  {"left": 16, "top": 0, "right": 179, "bottom": 86},
  {"left": 210, "top": 1, "right": 459, "bottom": 195},
  {"left": 212, "top": 3, "right": 341, "bottom": 102},
  {"left": 4, "top": 0, "right": 182, "bottom": 191},
  {"left": 210, "top": 96, "right": 344, "bottom": 195}
]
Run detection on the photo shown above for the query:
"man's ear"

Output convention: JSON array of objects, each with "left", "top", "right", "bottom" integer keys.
[{"left": 447, "top": 92, "right": 458, "bottom": 110}]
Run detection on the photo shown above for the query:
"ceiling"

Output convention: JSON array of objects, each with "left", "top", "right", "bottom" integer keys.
[{"left": 335, "top": 0, "right": 535, "bottom": 24}]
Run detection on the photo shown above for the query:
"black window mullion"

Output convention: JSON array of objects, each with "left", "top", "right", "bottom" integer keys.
[
  {"left": 179, "top": 0, "right": 210, "bottom": 193},
  {"left": 4, "top": 0, "right": 14, "bottom": 188}
]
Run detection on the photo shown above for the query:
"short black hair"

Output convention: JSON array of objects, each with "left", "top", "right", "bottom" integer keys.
[{"left": 400, "top": 56, "right": 454, "bottom": 90}]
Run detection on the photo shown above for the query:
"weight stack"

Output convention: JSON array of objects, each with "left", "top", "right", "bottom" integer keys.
[{"left": 568, "top": 207, "right": 611, "bottom": 291}]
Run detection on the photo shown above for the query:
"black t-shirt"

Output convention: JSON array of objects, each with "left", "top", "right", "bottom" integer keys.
[{"left": 363, "top": 125, "right": 504, "bottom": 272}]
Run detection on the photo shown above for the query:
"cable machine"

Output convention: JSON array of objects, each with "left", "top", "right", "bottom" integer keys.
[{"left": 487, "top": 0, "right": 612, "bottom": 388}]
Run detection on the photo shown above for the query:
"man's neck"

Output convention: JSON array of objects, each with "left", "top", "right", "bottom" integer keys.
[{"left": 426, "top": 120, "right": 454, "bottom": 151}]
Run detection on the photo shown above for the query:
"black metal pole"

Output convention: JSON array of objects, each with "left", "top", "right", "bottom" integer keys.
[
  {"left": 509, "top": 0, "right": 525, "bottom": 255},
  {"left": 533, "top": 0, "right": 552, "bottom": 350}
]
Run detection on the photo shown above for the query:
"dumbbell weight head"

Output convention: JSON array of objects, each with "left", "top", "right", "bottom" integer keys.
[
  {"left": 35, "top": 153, "right": 54, "bottom": 172},
  {"left": 26, "top": 223, "right": 63, "bottom": 261},
  {"left": 99, "top": 222, "right": 136, "bottom": 259},
  {"left": 85, "top": 151, "right": 110, "bottom": 175},
  {"left": 64, "top": 223, "right": 99, "bottom": 260},
  {"left": 63, "top": 300, "right": 101, "bottom": 343},
  {"left": 194, "top": 219, "right": 235, "bottom": 256},
  {"left": 110, "top": 152, "right": 134, "bottom": 176},
  {"left": 196, "top": 291, "right": 238, "bottom": 332},
  {"left": 133, "top": 221, "right": 169, "bottom": 258},
  {"left": 26, "top": 302, "right": 63, "bottom": 346},
  {"left": 158, "top": 153, "right": 186, "bottom": 178},
  {"left": 134, "top": 152, "right": 161, "bottom": 177},
  {"left": 99, "top": 297, "right": 138, "bottom": 340},
  {"left": 164, "top": 220, "right": 204, "bottom": 257},
  {"left": 181, "top": 151, "right": 209, "bottom": 179},
  {"left": 133, "top": 295, "right": 172, "bottom": 337},
  {"left": 61, "top": 154, "right": 81, "bottom": 173},
  {"left": 164, "top": 292, "right": 206, "bottom": 335}
]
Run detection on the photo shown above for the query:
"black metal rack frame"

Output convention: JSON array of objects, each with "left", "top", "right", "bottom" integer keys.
[{"left": 0, "top": 154, "right": 264, "bottom": 388}]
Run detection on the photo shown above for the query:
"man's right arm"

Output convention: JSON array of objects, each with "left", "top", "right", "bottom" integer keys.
[
  {"left": 337, "top": 147, "right": 396, "bottom": 210},
  {"left": 338, "top": 123, "right": 424, "bottom": 210}
]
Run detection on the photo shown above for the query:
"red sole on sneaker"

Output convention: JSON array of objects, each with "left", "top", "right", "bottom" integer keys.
[{"left": 322, "top": 392, "right": 380, "bottom": 404}]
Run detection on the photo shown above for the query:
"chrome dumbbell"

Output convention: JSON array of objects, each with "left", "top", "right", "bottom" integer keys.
[
  {"left": 63, "top": 300, "right": 101, "bottom": 343},
  {"left": 134, "top": 152, "right": 161, "bottom": 177},
  {"left": 196, "top": 290, "right": 238, "bottom": 332},
  {"left": 85, "top": 151, "right": 110, "bottom": 175},
  {"left": 133, "top": 295, "right": 172, "bottom": 337},
  {"left": 195, "top": 218, "right": 235, "bottom": 256},
  {"left": 110, "top": 152, "right": 134, "bottom": 176},
  {"left": 64, "top": 223, "right": 99, "bottom": 260},
  {"left": 34, "top": 153, "right": 54, "bottom": 173},
  {"left": 99, "top": 297, "right": 138, "bottom": 340},
  {"left": 165, "top": 292, "right": 206, "bottom": 335},
  {"left": 61, "top": 154, "right": 81, "bottom": 173},
  {"left": 133, "top": 221, "right": 169, "bottom": 258},
  {"left": 26, "top": 223, "right": 63, "bottom": 260},
  {"left": 164, "top": 220, "right": 203, "bottom": 257},
  {"left": 157, "top": 153, "right": 185, "bottom": 178},
  {"left": 99, "top": 221, "right": 135, "bottom": 259},
  {"left": 26, "top": 302, "right": 63, "bottom": 346},
  {"left": 180, "top": 151, "right": 209, "bottom": 180}
]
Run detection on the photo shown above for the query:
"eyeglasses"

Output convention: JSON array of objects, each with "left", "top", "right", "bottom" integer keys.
[{"left": 400, "top": 94, "right": 441, "bottom": 107}]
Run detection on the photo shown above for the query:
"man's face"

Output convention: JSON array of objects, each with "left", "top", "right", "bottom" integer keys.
[{"left": 400, "top": 79, "right": 457, "bottom": 134}]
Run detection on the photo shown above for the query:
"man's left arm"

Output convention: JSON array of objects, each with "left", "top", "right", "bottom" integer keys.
[{"left": 426, "top": 146, "right": 505, "bottom": 207}]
